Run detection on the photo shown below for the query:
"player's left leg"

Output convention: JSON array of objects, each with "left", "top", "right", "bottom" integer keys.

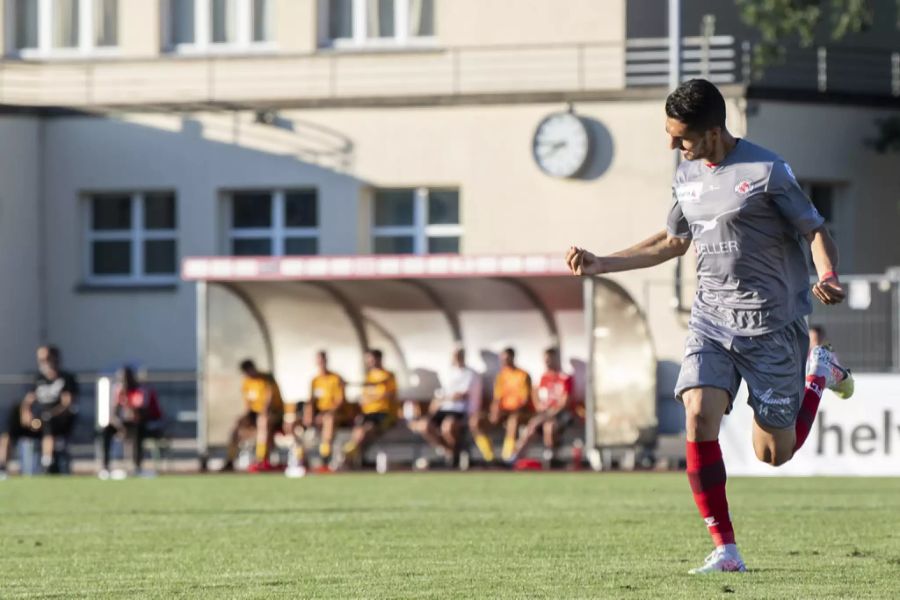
[
  {"left": 439, "top": 414, "right": 461, "bottom": 453},
  {"left": 501, "top": 411, "right": 520, "bottom": 461}
]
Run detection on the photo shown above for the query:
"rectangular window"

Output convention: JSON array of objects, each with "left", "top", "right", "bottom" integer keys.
[
  {"left": 372, "top": 187, "right": 460, "bottom": 255},
  {"left": 226, "top": 189, "right": 320, "bottom": 256},
  {"left": 93, "top": 0, "right": 117, "bottom": 46},
  {"left": 10, "top": 0, "right": 118, "bottom": 56},
  {"left": 85, "top": 191, "right": 178, "bottom": 285},
  {"left": 325, "top": 0, "right": 434, "bottom": 47},
  {"left": 166, "top": 0, "right": 273, "bottom": 52}
]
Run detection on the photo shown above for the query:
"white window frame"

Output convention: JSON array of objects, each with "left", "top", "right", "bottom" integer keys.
[
  {"left": 164, "top": 0, "right": 276, "bottom": 55},
  {"left": 227, "top": 189, "right": 320, "bottom": 256},
  {"left": 6, "top": 0, "right": 120, "bottom": 59},
  {"left": 84, "top": 192, "right": 179, "bottom": 286},
  {"left": 372, "top": 187, "right": 461, "bottom": 255},
  {"left": 320, "top": 0, "right": 436, "bottom": 50}
]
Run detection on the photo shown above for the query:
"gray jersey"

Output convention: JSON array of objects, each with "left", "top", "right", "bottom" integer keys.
[{"left": 666, "top": 139, "right": 824, "bottom": 341}]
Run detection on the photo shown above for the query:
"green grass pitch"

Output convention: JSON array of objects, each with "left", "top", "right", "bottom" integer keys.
[{"left": 1, "top": 473, "right": 898, "bottom": 599}]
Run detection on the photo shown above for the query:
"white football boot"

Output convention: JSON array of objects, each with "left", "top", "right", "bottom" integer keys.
[
  {"left": 689, "top": 545, "right": 747, "bottom": 574},
  {"left": 807, "top": 344, "right": 854, "bottom": 399}
]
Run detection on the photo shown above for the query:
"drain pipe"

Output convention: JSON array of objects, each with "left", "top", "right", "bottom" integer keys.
[{"left": 669, "top": 0, "right": 691, "bottom": 315}]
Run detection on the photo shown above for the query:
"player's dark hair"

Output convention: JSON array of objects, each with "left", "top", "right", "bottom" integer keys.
[
  {"left": 239, "top": 358, "right": 256, "bottom": 372},
  {"left": 545, "top": 347, "right": 558, "bottom": 356},
  {"left": 121, "top": 366, "right": 138, "bottom": 390},
  {"left": 503, "top": 347, "right": 515, "bottom": 358},
  {"left": 368, "top": 349, "right": 383, "bottom": 361},
  {"left": 810, "top": 325, "right": 826, "bottom": 338},
  {"left": 38, "top": 344, "right": 61, "bottom": 361},
  {"left": 665, "top": 79, "right": 726, "bottom": 132},
  {"left": 316, "top": 350, "right": 327, "bottom": 360}
]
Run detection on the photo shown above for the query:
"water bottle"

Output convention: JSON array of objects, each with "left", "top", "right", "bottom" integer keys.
[{"left": 375, "top": 451, "right": 388, "bottom": 474}]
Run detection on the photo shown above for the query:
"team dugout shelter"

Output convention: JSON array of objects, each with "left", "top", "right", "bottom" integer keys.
[{"left": 182, "top": 254, "right": 658, "bottom": 464}]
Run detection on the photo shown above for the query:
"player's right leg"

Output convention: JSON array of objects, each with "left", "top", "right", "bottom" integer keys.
[
  {"left": 507, "top": 413, "right": 546, "bottom": 463},
  {"left": 676, "top": 331, "right": 746, "bottom": 574},
  {"left": 221, "top": 413, "right": 254, "bottom": 471},
  {"left": 683, "top": 387, "right": 746, "bottom": 574},
  {"left": 319, "top": 411, "right": 337, "bottom": 464},
  {"left": 469, "top": 413, "right": 496, "bottom": 463}
]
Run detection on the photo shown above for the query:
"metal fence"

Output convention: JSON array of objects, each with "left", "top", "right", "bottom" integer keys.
[
  {"left": 627, "top": 36, "right": 900, "bottom": 98},
  {"left": 809, "top": 276, "right": 899, "bottom": 372},
  {"left": 0, "top": 372, "right": 197, "bottom": 447}
]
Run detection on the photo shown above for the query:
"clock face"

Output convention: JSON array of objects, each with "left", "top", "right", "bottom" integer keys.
[{"left": 532, "top": 112, "right": 591, "bottom": 178}]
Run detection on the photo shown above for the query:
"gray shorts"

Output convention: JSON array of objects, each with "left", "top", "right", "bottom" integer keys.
[{"left": 674, "top": 318, "right": 809, "bottom": 429}]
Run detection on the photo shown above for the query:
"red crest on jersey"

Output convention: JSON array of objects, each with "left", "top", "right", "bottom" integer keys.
[{"left": 734, "top": 180, "right": 752, "bottom": 194}]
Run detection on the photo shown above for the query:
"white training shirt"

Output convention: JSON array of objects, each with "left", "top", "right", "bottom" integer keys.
[{"left": 438, "top": 366, "right": 482, "bottom": 415}]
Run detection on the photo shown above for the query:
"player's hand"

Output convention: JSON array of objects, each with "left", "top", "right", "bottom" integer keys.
[
  {"left": 565, "top": 246, "right": 603, "bottom": 276},
  {"left": 812, "top": 277, "right": 845, "bottom": 305}
]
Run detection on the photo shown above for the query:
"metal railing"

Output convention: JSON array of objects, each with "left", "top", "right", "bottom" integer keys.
[
  {"left": 0, "top": 372, "right": 197, "bottom": 447},
  {"left": 627, "top": 35, "right": 900, "bottom": 98},
  {"left": 809, "top": 275, "right": 900, "bottom": 373},
  {"left": 626, "top": 35, "right": 741, "bottom": 86}
]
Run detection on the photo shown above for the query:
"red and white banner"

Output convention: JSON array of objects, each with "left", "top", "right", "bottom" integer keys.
[
  {"left": 720, "top": 374, "right": 900, "bottom": 476},
  {"left": 182, "top": 254, "right": 570, "bottom": 281}
]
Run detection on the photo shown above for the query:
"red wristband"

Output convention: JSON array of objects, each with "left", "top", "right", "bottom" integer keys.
[{"left": 820, "top": 271, "right": 838, "bottom": 282}]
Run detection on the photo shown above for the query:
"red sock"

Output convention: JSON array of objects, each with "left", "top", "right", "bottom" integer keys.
[
  {"left": 686, "top": 440, "right": 734, "bottom": 547},
  {"left": 794, "top": 375, "right": 825, "bottom": 452}
]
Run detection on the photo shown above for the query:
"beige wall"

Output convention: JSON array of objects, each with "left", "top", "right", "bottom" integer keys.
[
  {"left": 748, "top": 101, "right": 900, "bottom": 273},
  {"left": 277, "top": 0, "right": 317, "bottom": 53},
  {"left": 37, "top": 95, "right": 708, "bottom": 370},
  {"left": 119, "top": 0, "right": 162, "bottom": 57},
  {"left": 437, "top": 0, "right": 625, "bottom": 46}
]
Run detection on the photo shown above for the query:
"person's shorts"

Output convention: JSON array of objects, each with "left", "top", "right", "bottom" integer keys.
[
  {"left": 357, "top": 412, "right": 396, "bottom": 432},
  {"left": 530, "top": 410, "right": 574, "bottom": 430},
  {"left": 429, "top": 410, "right": 466, "bottom": 427},
  {"left": 244, "top": 410, "right": 284, "bottom": 431},
  {"left": 674, "top": 318, "right": 809, "bottom": 430},
  {"left": 38, "top": 408, "right": 77, "bottom": 437}
]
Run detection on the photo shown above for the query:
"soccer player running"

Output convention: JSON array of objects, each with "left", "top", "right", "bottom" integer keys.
[
  {"left": 221, "top": 359, "right": 285, "bottom": 473},
  {"left": 489, "top": 347, "right": 533, "bottom": 462},
  {"left": 340, "top": 349, "right": 398, "bottom": 468},
  {"left": 565, "top": 79, "right": 853, "bottom": 574},
  {"left": 505, "top": 347, "right": 574, "bottom": 467},
  {"left": 302, "top": 350, "right": 346, "bottom": 468}
]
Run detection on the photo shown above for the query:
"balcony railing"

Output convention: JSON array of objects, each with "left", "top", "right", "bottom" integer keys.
[
  {"left": 627, "top": 36, "right": 900, "bottom": 98},
  {"left": 0, "top": 39, "right": 895, "bottom": 109}
]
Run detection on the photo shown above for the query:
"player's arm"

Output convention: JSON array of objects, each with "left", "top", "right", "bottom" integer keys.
[
  {"left": 335, "top": 378, "right": 346, "bottom": 409},
  {"left": 303, "top": 383, "right": 315, "bottom": 427},
  {"left": 566, "top": 230, "right": 690, "bottom": 276},
  {"left": 807, "top": 226, "right": 845, "bottom": 305},
  {"left": 20, "top": 391, "right": 36, "bottom": 427},
  {"left": 769, "top": 160, "right": 844, "bottom": 306},
  {"left": 49, "top": 391, "right": 73, "bottom": 417},
  {"left": 489, "top": 378, "right": 501, "bottom": 424}
]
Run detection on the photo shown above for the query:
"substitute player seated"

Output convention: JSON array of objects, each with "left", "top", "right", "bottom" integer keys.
[
  {"left": 302, "top": 350, "right": 347, "bottom": 467},
  {"left": 410, "top": 347, "right": 481, "bottom": 467},
  {"left": 221, "top": 359, "right": 285, "bottom": 473},
  {"left": 339, "top": 349, "right": 397, "bottom": 468},
  {"left": 506, "top": 347, "right": 573, "bottom": 467},
  {"left": 488, "top": 347, "right": 533, "bottom": 461}
]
